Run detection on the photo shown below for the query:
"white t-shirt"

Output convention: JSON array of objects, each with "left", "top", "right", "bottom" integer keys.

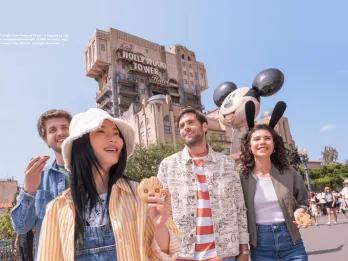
[
  {"left": 340, "top": 187, "right": 348, "bottom": 199},
  {"left": 84, "top": 193, "right": 109, "bottom": 226},
  {"left": 254, "top": 176, "right": 285, "bottom": 224}
]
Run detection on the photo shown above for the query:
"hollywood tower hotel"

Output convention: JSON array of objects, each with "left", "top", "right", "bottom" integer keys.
[{"left": 84, "top": 28, "right": 211, "bottom": 147}]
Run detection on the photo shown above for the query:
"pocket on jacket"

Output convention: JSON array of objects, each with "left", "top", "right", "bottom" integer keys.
[{"left": 35, "top": 190, "right": 53, "bottom": 219}]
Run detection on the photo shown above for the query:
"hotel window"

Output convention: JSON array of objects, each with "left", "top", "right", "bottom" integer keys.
[
  {"left": 100, "top": 43, "right": 106, "bottom": 51},
  {"left": 183, "top": 70, "right": 187, "bottom": 75},
  {"left": 181, "top": 54, "right": 185, "bottom": 59},
  {"left": 188, "top": 56, "right": 191, "bottom": 61}
]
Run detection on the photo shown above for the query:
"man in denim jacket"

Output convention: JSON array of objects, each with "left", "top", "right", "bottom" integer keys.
[{"left": 11, "top": 109, "right": 72, "bottom": 255}]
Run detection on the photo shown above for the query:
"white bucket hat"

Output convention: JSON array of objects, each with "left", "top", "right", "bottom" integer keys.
[{"left": 62, "top": 108, "right": 135, "bottom": 172}]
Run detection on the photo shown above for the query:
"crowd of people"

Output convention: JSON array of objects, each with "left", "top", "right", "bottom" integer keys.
[
  {"left": 308, "top": 182, "right": 348, "bottom": 226},
  {"left": 10, "top": 106, "right": 345, "bottom": 261}
]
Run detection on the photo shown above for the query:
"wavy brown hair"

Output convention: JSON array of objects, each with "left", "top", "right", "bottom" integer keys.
[{"left": 240, "top": 124, "right": 289, "bottom": 176}]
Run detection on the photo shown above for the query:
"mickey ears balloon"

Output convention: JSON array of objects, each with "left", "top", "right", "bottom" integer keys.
[
  {"left": 252, "top": 68, "right": 284, "bottom": 97},
  {"left": 213, "top": 68, "right": 284, "bottom": 107},
  {"left": 245, "top": 100, "right": 287, "bottom": 130},
  {"left": 213, "top": 82, "right": 238, "bottom": 107}
]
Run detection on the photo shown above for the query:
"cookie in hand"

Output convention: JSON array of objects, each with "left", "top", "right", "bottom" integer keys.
[
  {"left": 138, "top": 177, "right": 163, "bottom": 202},
  {"left": 295, "top": 212, "right": 313, "bottom": 227}
]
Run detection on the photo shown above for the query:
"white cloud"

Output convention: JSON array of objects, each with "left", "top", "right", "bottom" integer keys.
[{"left": 320, "top": 124, "right": 335, "bottom": 132}]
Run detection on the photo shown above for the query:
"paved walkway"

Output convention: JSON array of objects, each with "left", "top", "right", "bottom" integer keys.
[{"left": 301, "top": 213, "right": 348, "bottom": 261}]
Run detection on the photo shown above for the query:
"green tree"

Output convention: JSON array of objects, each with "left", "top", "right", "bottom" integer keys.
[
  {"left": 206, "top": 133, "right": 225, "bottom": 153},
  {"left": 285, "top": 143, "right": 302, "bottom": 172},
  {"left": 308, "top": 163, "right": 348, "bottom": 191},
  {"left": 321, "top": 146, "right": 338, "bottom": 165},
  {"left": 0, "top": 210, "right": 16, "bottom": 240},
  {"left": 125, "top": 143, "right": 182, "bottom": 181}
]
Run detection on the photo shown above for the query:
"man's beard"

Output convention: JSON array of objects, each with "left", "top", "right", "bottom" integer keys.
[
  {"left": 184, "top": 133, "right": 204, "bottom": 147},
  {"left": 49, "top": 144, "right": 62, "bottom": 154}
]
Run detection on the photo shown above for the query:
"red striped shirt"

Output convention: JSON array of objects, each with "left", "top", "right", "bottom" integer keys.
[{"left": 192, "top": 158, "right": 217, "bottom": 260}]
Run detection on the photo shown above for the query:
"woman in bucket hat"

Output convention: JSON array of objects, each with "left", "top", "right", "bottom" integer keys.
[{"left": 37, "top": 108, "right": 180, "bottom": 261}]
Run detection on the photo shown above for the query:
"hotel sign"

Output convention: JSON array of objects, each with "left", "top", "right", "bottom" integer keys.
[
  {"left": 117, "top": 49, "right": 169, "bottom": 85},
  {"left": 118, "top": 49, "right": 166, "bottom": 74}
]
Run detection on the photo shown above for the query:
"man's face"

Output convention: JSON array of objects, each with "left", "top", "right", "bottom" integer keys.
[
  {"left": 44, "top": 117, "right": 70, "bottom": 153},
  {"left": 178, "top": 113, "right": 207, "bottom": 147}
]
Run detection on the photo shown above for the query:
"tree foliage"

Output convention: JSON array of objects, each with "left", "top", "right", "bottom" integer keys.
[
  {"left": 308, "top": 163, "right": 348, "bottom": 191},
  {"left": 285, "top": 143, "right": 302, "bottom": 172},
  {"left": 0, "top": 211, "right": 16, "bottom": 240},
  {"left": 125, "top": 143, "right": 182, "bottom": 182},
  {"left": 321, "top": 146, "right": 338, "bottom": 165},
  {"left": 206, "top": 133, "right": 225, "bottom": 153}
]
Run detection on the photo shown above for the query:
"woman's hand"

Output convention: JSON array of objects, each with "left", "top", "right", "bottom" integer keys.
[
  {"left": 147, "top": 189, "right": 171, "bottom": 229},
  {"left": 293, "top": 208, "right": 312, "bottom": 229}
]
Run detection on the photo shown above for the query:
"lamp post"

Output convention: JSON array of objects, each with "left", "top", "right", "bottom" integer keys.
[{"left": 298, "top": 148, "right": 311, "bottom": 192}]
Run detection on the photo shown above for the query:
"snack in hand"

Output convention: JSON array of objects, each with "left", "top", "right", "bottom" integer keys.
[
  {"left": 295, "top": 212, "right": 313, "bottom": 227},
  {"left": 138, "top": 176, "right": 163, "bottom": 202}
]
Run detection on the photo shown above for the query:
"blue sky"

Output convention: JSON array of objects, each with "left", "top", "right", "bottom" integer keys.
[{"left": 1, "top": 0, "right": 347, "bottom": 184}]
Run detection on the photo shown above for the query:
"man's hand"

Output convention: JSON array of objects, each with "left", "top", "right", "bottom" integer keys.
[{"left": 23, "top": 156, "right": 50, "bottom": 193}]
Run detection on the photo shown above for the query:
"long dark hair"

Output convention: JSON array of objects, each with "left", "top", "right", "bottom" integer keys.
[
  {"left": 240, "top": 124, "right": 289, "bottom": 176},
  {"left": 70, "top": 131, "right": 129, "bottom": 248}
]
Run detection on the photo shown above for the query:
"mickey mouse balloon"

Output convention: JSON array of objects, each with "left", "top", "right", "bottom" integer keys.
[{"left": 214, "top": 68, "right": 284, "bottom": 129}]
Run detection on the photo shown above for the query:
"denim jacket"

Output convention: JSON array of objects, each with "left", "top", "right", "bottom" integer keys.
[{"left": 11, "top": 160, "right": 69, "bottom": 253}]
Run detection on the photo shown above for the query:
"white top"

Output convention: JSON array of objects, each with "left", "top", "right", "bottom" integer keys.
[
  {"left": 341, "top": 187, "right": 348, "bottom": 199},
  {"left": 84, "top": 192, "right": 109, "bottom": 226},
  {"left": 254, "top": 176, "right": 285, "bottom": 224}
]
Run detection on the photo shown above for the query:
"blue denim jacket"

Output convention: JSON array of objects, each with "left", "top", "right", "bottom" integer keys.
[{"left": 11, "top": 160, "right": 69, "bottom": 254}]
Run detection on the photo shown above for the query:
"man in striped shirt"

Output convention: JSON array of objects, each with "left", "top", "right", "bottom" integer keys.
[{"left": 157, "top": 108, "right": 249, "bottom": 261}]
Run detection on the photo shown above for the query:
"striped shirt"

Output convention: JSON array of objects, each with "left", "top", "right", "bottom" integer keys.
[
  {"left": 193, "top": 158, "right": 217, "bottom": 261},
  {"left": 37, "top": 178, "right": 180, "bottom": 261}
]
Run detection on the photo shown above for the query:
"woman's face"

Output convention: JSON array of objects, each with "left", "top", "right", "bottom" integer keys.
[
  {"left": 249, "top": 129, "right": 274, "bottom": 159},
  {"left": 89, "top": 120, "right": 124, "bottom": 172}
]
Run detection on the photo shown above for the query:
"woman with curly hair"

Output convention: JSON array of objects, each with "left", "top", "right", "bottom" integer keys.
[{"left": 239, "top": 124, "right": 309, "bottom": 261}]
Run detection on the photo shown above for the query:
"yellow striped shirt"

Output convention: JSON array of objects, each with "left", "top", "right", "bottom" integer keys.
[{"left": 37, "top": 178, "right": 180, "bottom": 261}]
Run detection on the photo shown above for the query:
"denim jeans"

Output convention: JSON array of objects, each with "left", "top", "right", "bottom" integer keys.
[
  {"left": 75, "top": 223, "right": 117, "bottom": 261},
  {"left": 251, "top": 223, "right": 307, "bottom": 261}
]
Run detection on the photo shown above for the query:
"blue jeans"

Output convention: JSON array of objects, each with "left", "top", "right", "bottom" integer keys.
[
  {"left": 75, "top": 223, "right": 117, "bottom": 261},
  {"left": 251, "top": 223, "right": 307, "bottom": 261}
]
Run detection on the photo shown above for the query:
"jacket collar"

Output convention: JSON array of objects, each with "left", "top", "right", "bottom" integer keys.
[{"left": 181, "top": 145, "right": 218, "bottom": 164}]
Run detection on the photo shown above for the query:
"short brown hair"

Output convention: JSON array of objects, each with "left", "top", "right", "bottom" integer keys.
[
  {"left": 37, "top": 109, "right": 72, "bottom": 140},
  {"left": 177, "top": 107, "right": 207, "bottom": 126}
]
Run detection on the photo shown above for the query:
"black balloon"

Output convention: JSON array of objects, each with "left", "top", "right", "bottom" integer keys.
[
  {"left": 252, "top": 68, "right": 284, "bottom": 97},
  {"left": 213, "top": 82, "right": 238, "bottom": 107}
]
